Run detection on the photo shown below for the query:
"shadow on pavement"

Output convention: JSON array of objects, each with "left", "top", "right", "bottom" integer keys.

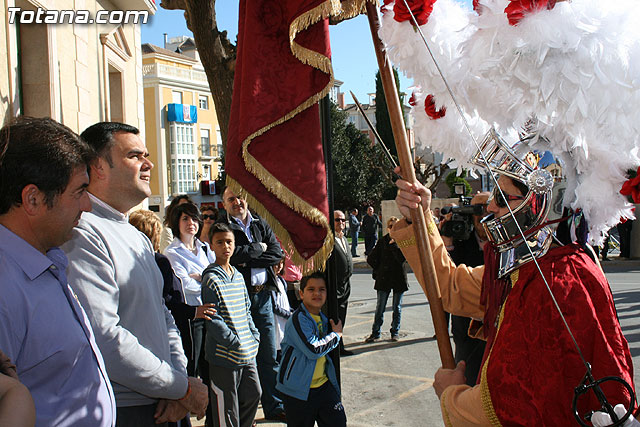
[{"left": 343, "top": 336, "right": 435, "bottom": 356}]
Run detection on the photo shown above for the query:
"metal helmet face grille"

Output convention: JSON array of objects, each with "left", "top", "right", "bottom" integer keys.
[
  {"left": 472, "top": 128, "right": 554, "bottom": 259},
  {"left": 470, "top": 128, "right": 534, "bottom": 185}
]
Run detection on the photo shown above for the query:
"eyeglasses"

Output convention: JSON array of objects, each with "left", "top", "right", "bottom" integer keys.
[
  {"left": 491, "top": 187, "right": 526, "bottom": 208},
  {"left": 334, "top": 218, "right": 346, "bottom": 222},
  {"left": 202, "top": 214, "right": 216, "bottom": 220}
]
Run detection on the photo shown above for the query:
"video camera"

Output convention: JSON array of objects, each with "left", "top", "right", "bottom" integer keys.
[{"left": 440, "top": 197, "right": 485, "bottom": 241}]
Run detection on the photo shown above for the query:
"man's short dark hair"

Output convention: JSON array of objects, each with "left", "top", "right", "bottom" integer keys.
[
  {"left": 300, "top": 271, "right": 326, "bottom": 291},
  {"left": 169, "top": 202, "right": 202, "bottom": 239},
  {"left": 80, "top": 122, "right": 139, "bottom": 168},
  {"left": 0, "top": 117, "right": 93, "bottom": 215},
  {"left": 209, "top": 222, "right": 234, "bottom": 242}
]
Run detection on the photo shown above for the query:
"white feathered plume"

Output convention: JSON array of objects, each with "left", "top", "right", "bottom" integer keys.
[{"left": 380, "top": 0, "right": 640, "bottom": 244}]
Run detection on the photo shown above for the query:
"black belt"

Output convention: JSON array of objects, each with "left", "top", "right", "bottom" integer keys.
[{"left": 248, "top": 284, "right": 265, "bottom": 294}]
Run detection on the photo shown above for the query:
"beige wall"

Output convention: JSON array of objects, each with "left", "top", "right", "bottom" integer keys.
[{"left": 1, "top": 0, "right": 149, "bottom": 135}]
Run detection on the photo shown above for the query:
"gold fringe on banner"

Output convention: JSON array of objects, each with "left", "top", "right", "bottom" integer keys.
[
  {"left": 232, "top": 0, "right": 376, "bottom": 274},
  {"left": 227, "top": 176, "right": 334, "bottom": 274}
]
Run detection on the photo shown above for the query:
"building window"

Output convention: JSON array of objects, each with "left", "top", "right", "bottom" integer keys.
[
  {"left": 201, "top": 129, "right": 211, "bottom": 157},
  {"left": 172, "top": 90, "right": 183, "bottom": 105},
  {"left": 199, "top": 95, "right": 209, "bottom": 110},
  {"left": 215, "top": 128, "right": 223, "bottom": 158},
  {"left": 170, "top": 123, "right": 197, "bottom": 193}
]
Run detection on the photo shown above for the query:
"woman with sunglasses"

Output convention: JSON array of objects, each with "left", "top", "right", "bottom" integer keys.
[{"left": 199, "top": 205, "right": 218, "bottom": 247}]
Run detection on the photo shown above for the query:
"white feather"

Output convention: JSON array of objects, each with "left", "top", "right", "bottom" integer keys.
[{"left": 379, "top": 0, "right": 640, "bottom": 244}]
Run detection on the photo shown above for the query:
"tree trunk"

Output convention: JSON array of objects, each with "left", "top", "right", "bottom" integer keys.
[{"left": 160, "top": 0, "right": 235, "bottom": 147}]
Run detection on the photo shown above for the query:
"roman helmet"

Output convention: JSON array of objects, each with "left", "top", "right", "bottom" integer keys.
[{"left": 470, "top": 128, "right": 556, "bottom": 277}]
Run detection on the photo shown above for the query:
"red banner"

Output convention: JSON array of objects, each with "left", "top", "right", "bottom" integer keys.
[{"left": 226, "top": 0, "right": 369, "bottom": 272}]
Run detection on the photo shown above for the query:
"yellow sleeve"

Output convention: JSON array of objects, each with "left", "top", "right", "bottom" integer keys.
[
  {"left": 390, "top": 217, "right": 485, "bottom": 320},
  {"left": 441, "top": 385, "right": 494, "bottom": 426}
]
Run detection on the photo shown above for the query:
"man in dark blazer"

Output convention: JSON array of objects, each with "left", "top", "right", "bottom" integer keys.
[{"left": 332, "top": 210, "right": 354, "bottom": 356}]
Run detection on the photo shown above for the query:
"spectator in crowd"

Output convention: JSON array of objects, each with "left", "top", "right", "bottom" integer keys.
[
  {"left": 199, "top": 205, "right": 218, "bottom": 247},
  {"left": 348, "top": 208, "right": 361, "bottom": 257},
  {"left": 271, "top": 256, "right": 294, "bottom": 358},
  {"left": 62, "top": 122, "right": 207, "bottom": 426},
  {"left": 447, "top": 192, "right": 490, "bottom": 386},
  {"left": 276, "top": 272, "right": 347, "bottom": 427},
  {"left": 433, "top": 207, "right": 442, "bottom": 225},
  {"left": 160, "top": 195, "right": 193, "bottom": 252},
  {"left": 129, "top": 210, "right": 216, "bottom": 379},
  {"left": 618, "top": 220, "right": 634, "bottom": 259},
  {"left": 218, "top": 187, "right": 286, "bottom": 421},
  {"left": 364, "top": 216, "right": 408, "bottom": 343},
  {"left": 594, "top": 229, "right": 612, "bottom": 262},
  {"left": 331, "top": 210, "right": 354, "bottom": 356},
  {"left": 0, "top": 349, "right": 35, "bottom": 427},
  {"left": 362, "top": 206, "right": 382, "bottom": 256},
  {"left": 282, "top": 248, "right": 303, "bottom": 310},
  {"left": 202, "top": 223, "right": 261, "bottom": 427},
  {"left": 0, "top": 117, "right": 115, "bottom": 426},
  {"left": 165, "top": 202, "right": 217, "bottom": 427}
]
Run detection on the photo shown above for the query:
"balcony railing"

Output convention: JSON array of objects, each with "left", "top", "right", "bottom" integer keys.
[{"left": 143, "top": 63, "right": 208, "bottom": 84}]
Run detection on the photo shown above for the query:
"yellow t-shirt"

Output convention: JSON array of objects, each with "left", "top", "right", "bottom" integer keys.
[{"left": 309, "top": 313, "right": 329, "bottom": 388}]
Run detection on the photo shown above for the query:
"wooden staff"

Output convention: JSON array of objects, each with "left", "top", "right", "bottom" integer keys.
[{"left": 365, "top": 2, "right": 455, "bottom": 369}]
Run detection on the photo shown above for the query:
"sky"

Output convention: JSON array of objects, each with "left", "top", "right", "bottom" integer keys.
[{"left": 141, "top": 1, "right": 472, "bottom": 105}]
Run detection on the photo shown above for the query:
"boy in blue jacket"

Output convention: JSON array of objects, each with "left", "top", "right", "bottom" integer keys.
[{"left": 276, "top": 272, "right": 347, "bottom": 427}]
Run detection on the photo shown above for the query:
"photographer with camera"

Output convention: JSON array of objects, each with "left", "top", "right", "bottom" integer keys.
[{"left": 440, "top": 192, "right": 490, "bottom": 386}]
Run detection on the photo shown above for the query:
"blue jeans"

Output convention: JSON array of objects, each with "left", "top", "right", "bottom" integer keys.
[
  {"left": 371, "top": 290, "right": 404, "bottom": 337},
  {"left": 249, "top": 290, "right": 284, "bottom": 417},
  {"left": 350, "top": 231, "right": 359, "bottom": 256}
]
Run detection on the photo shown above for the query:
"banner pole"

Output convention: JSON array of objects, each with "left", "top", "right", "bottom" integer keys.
[{"left": 365, "top": 2, "right": 455, "bottom": 369}]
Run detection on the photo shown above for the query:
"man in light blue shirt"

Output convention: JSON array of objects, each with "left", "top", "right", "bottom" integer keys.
[{"left": 0, "top": 117, "right": 116, "bottom": 426}]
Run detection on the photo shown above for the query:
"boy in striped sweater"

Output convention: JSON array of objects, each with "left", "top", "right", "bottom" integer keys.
[{"left": 202, "top": 223, "right": 261, "bottom": 427}]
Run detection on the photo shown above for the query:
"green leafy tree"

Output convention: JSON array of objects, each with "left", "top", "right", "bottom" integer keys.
[
  {"left": 374, "top": 68, "right": 405, "bottom": 160},
  {"left": 445, "top": 170, "right": 472, "bottom": 198},
  {"left": 330, "top": 102, "right": 395, "bottom": 210}
]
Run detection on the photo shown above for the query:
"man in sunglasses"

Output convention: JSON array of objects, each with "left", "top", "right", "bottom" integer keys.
[
  {"left": 392, "top": 163, "right": 634, "bottom": 425},
  {"left": 330, "top": 210, "right": 354, "bottom": 356}
]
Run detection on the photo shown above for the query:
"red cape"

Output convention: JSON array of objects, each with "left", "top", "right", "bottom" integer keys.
[{"left": 482, "top": 244, "right": 635, "bottom": 424}]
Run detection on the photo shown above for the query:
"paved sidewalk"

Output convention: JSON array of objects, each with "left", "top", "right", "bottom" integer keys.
[{"left": 192, "top": 241, "right": 640, "bottom": 426}]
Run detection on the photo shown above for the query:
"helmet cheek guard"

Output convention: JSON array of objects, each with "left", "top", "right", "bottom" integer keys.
[{"left": 472, "top": 129, "right": 556, "bottom": 277}]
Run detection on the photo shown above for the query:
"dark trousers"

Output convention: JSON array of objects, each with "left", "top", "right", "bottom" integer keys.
[
  {"left": 208, "top": 363, "right": 261, "bottom": 427},
  {"left": 337, "top": 298, "right": 348, "bottom": 351},
  {"left": 116, "top": 404, "right": 168, "bottom": 427},
  {"left": 281, "top": 382, "right": 346, "bottom": 427},
  {"left": 364, "top": 233, "right": 378, "bottom": 256},
  {"left": 618, "top": 221, "right": 633, "bottom": 258},
  {"left": 248, "top": 290, "right": 284, "bottom": 417},
  {"left": 451, "top": 315, "right": 486, "bottom": 386},
  {"left": 192, "top": 319, "right": 212, "bottom": 427}
]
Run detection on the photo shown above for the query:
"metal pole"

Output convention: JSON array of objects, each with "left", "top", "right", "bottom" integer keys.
[{"left": 320, "top": 95, "right": 341, "bottom": 382}]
